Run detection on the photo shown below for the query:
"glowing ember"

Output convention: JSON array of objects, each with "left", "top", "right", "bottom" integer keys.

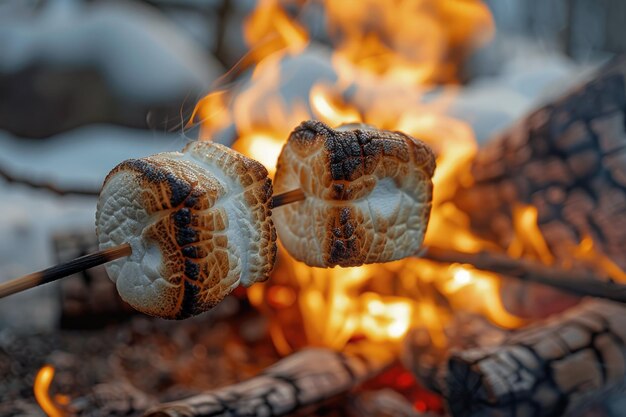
[{"left": 34, "top": 365, "right": 65, "bottom": 417}]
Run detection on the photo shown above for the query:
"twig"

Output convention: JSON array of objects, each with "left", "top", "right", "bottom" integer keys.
[{"left": 421, "top": 246, "right": 626, "bottom": 304}]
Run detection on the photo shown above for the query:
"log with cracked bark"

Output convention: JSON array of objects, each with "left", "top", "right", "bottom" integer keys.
[
  {"left": 453, "top": 56, "right": 626, "bottom": 318},
  {"left": 439, "top": 300, "right": 626, "bottom": 417},
  {"left": 454, "top": 57, "right": 626, "bottom": 266},
  {"left": 143, "top": 341, "right": 395, "bottom": 417},
  {"left": 402, "top": 313, "right": 508, "bottom": 395}
]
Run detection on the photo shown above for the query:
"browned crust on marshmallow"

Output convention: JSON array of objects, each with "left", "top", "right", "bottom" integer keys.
[
  {"left": 274, "top": 120, "right": 435, "bottom": 267},
  {"left": 97, "top": 142, "right": 276, "bottom": 319}
]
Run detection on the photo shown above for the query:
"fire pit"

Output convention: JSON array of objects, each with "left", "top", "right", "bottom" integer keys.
[{"left": 0, "top": 1, "right": 625, "bottom": 417}]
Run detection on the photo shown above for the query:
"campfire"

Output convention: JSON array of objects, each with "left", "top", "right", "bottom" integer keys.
[{"left": 1, "top": 1, "right": 625, "bottom": 417}]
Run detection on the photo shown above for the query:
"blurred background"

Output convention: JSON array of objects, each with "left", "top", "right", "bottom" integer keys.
[{"left": 0, "top": 0, "right": 621, "bottom": 330}]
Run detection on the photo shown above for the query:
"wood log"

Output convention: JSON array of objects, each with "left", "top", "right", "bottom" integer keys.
[
  {"left": 402, "top": 313, "right": 508, "bottom": 395},
  {"left": 454, "top": 57, "right": 626, "bottom": 270},
  {"left": 144, "top": 341, "right": 395, "bottom": 417},
  {"left": 452, "top": 56, "right": 626, "bottom": 318},
  {"left": 441, "top": 299, "right": 626, "bottom": 417}
]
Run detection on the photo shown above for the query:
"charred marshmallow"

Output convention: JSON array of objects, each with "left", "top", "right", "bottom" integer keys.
[
  {"left": 96, "top": 142, "right": 276, "bottom": 319},
  {"left": 273, "top": 120, "right": 435, "bottom": 268}
]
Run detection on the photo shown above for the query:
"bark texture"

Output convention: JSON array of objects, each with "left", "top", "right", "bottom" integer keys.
[
  {"left": 454, "top": 57, "right": 626, "bottom": 270},
  {"left": 144, "top": 342, "right": 395, "bottom": 417},
  {"left": 443, "top": 300, "right": 626, "bottom": 417}
]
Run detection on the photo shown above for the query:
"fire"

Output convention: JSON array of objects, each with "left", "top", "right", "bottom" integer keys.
[
  {"left": 243, "top": 0, "right": 308, "bottom": 65},
  {"left": 323, "top": 0, "right": 494, "bottom": 84},
  {"left": 34, "top": 365, "right": 66, "bottom": 417},
  {"left": 189, "top": 0, "right": 525, "bottom": 353},
  {"left": 571, "top": 236, "right": 626, "bottom": 283}
]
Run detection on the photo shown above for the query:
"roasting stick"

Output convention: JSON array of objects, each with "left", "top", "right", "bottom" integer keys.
[
  {"left": 267, "top": 182, "right": 626, "bottom": 304},
  {"left": 421, "top": 246, "right": 626, "bottom": 304},
  {"left": 0, "top": 244, "right": 132, "bottom": 298},
  {"left": 0, "top": 189, "right": 307, "bottom": 299},
  {"left": 3, "top": 186, "right": 626, "bottom": 305},
  {"left": 271, "top": 188, "right": 626, "bottom": 304}
]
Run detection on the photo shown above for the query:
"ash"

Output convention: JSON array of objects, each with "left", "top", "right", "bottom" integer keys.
[{"left": 0, "top": 298, "right": 281, "bottom": 417}]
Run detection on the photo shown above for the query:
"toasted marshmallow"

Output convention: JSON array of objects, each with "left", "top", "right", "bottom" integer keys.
[
  {"left": 274, "top": 120, "right": 435, "bottom": 268},
  {"left": 96, "top": 142, "right": 276, "bottom": 319}
]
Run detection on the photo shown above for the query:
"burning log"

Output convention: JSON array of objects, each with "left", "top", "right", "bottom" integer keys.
[
  {"left": 438, "top": 300, "right": 626, "bottom": 417},
  {"left": 452, "top": 56, "right": 626, "bottom": 319},
  {"left": 402, "top": 313, "right": 508, "bottom": 395},
  {"left": 453, "top": 56, "right": 626, "bottom": 271},
  {"left": 144, "top": 341, "right": 395, "bottom": 417}
]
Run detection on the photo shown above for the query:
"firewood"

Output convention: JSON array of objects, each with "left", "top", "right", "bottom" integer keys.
[
  {"left": 441, "top": 300, "right": 626, "bottom": 417},
  {"left": 143, "top": 341, "right": 395, "bottom": 417},
  {"left": 453, "top": 56, "right": 626, "bottom": 271},
  {"left": 402, "top": 313, "right": 508, "bottom": 395}
]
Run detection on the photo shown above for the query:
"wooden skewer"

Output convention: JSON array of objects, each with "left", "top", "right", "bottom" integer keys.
[
  {"left": 271, "top": 188, "right": 306, "bottom": 208},
  {"left": 0, "top": 243, "right": 132, "bottom": 299},
  {"left": 3, "top": 187, "right": 625, "bottom": 306},
  {"left": 0, "top": 189, "right": 307, "bottom": 299}
]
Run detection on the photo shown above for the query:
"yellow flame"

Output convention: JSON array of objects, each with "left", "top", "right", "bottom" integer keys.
[
  {"left": 244, "top": 0, "right": 308, "bottom": 64},
  {"left": 310, "top": 84, "right": 362, "bottom": 126},
  {"left": 34, "top": 366, "right": 65, "bottom": 417},
  {"left": 233, "top": 132, "right": 284, "bottom": 176},
  {"left": 572, "top": 236, "right": 626, "bottom": 283},
  {"left": 324, "top": 0, "right": 493, "bottom": 84},
  {"left": 508, "top": 205, "right": 555, "bottom": 265},
  {"left": 187, "top": 0, "right": 533, "bottom": 353},
  {"left": 360, "top": 293, "right": 413, "bottom": 341}
]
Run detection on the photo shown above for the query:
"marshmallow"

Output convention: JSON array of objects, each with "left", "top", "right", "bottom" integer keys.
[
  {"left": 273, "top": 120, "right": 435, "bottom": 267},
  {"left": 96, "top": 141, "right": 276, "bottom": 319}
]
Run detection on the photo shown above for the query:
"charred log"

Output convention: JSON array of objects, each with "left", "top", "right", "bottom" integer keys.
[
  {"left": 402, "top": 313, "right": 508, "bottom": 395},
  {"left": 144, "top": 342, "right": 395, "bottom": 417},
  {"left": 442, "top": 300, "right": 626, "bottom": 417},
  {"left": 453, "top": 57, "right": 626, "bottom": 271}
]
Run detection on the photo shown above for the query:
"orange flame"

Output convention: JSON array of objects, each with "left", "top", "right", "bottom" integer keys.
[
  {"left": 189, "top": 0, "right": 531, "bottom": 353},
  {"left": 324, "top": 0, "right": 494, "bottom": 84},
  {"left": 571, "top": 236, "right": 626, "bottom": 283},
  {"left": 244, "top": 0, "right": 308, "bottom": 65},
  {"left": 34, "top": 366, "right": 65, "bottom": 417}
]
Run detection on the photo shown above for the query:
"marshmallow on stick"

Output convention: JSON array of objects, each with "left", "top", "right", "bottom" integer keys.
[
  {"left": 96, "top": 141, "right": 277, "bottom": 319},
  {"left": 273, "top": 120, "right": 436, "bottom": 268}
]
